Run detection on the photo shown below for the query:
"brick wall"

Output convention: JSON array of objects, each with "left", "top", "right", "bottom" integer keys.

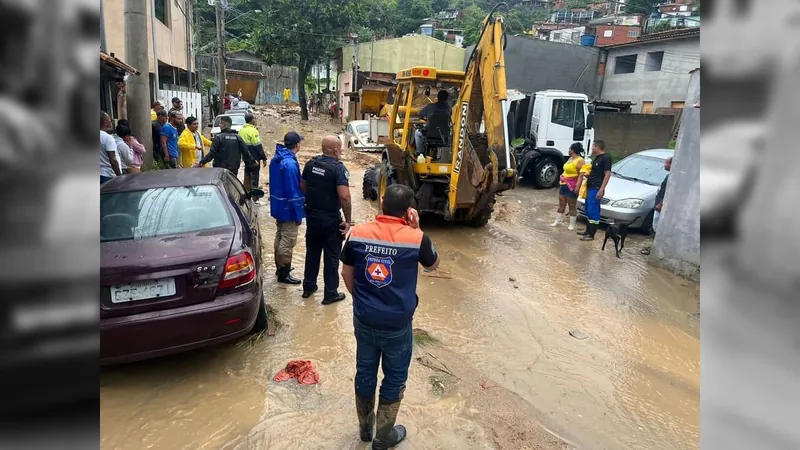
[
  {"left": 595, "top": 25, "right": 642, "bottom": 47},
  {"left": 594, "top": 112, "right": 675, "bottom": 158}
]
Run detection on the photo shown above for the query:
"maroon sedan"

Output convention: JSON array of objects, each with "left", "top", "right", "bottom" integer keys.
[{"left": 100, "top": 169, "right": 266, "bottom": 365}]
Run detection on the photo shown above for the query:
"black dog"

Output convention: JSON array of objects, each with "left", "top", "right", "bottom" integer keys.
[{"left": 602, "top": 222, "right": 629, "bottom": 258}]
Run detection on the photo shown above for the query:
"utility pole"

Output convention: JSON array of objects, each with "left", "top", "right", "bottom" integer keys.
[
  {"left": 125, "top": 0, "right": 154, "bottom": 168},
  {"left": 216, "top": 1, "right": 226, "bottom": 115},
  {"left": 150, "top": 0, "right": 160, "bottom": 99},
  {"left": 100, "top": 0, "right": 107, "bottom": 53},
  {"left": 317, "top": 62, "right": 321, "bottom": 94}
]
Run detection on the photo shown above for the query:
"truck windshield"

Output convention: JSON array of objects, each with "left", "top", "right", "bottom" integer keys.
[{"left": 612, "top": 154, "right": 669, "bottom": 186}]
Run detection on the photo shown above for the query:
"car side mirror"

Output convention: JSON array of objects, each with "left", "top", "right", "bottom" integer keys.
[
  {"left": 586, "top": 112, "right": 595, "bottom": 130},
  {"left": 249, "top": 188, "right": 265, "bottom": 201}
]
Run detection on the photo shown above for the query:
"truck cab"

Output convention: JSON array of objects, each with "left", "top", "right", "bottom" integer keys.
[{"left": 515, "top": 90, "right": 595, "bottom": 188}]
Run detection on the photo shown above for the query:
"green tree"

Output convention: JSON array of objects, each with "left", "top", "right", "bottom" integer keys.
[
  {"left": 432, "top": 0, "right": 450, "bottom": 13},
  {"left": 434, "top": 30, "right": 446, "bottom": 41},
  {"left": 624, "top": 0, "right": 657, "bottom": 15},
  {"left": 248, "top": 0, "right": 365, "bottom": 120},
  {"left": 460, "top": 5, "right": 486, "bottom": 47},
  {"left": 391, "top": 0, "right": 434, "bottom": 36}
]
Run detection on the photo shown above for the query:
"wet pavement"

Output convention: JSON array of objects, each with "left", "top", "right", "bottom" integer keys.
[{"left": 100, "top": 109, "right": 699, "bottom": 449}]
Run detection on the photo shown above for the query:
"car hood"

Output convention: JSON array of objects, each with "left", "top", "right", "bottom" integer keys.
[
  {"left": 603, "top": 176, "right": 659, "bottom": 201},
  {"left": 210, "top": 125, "right": 244, "bottom": 135},
  {"left": 100, "top": 226, "right": 235, "bottom": 273}
]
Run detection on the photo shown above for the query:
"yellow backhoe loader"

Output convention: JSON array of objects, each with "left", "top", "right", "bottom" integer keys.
[{"left": 363, "top": 3, "right": 515, "bottom": 226}]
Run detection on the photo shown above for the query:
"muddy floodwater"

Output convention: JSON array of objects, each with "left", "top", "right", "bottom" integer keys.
[{"left": 100, "top": 109, "right": 699, "bottom": 449}]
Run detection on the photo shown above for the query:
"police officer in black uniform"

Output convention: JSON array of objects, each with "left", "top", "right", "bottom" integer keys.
[{"left": 300, "top": 135, "right": 352, "bottom": 304}]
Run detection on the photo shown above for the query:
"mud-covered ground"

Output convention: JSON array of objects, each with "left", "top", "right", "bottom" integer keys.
[{"left": 100, "top": 105, "right": 700, "bottom": 449}]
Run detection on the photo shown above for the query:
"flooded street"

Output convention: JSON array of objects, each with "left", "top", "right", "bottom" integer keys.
[{"left": 101, "top": 108, "right": 699, "bottom": 449}]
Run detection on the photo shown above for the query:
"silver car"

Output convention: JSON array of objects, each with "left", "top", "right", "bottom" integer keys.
[
  {"left": 342, "top": 120, "right": 384, "bottom": 152},
  {"left": 210, "top": 113, "right": 246, "bottom": 139},
  {"left": 578, "top": 149, "right": 673, "bottom": 231}
]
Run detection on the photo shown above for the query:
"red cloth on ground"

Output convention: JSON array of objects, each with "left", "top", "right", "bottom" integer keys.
[{"left": 273, "top": 360, "right": 320, "bottom": 385}]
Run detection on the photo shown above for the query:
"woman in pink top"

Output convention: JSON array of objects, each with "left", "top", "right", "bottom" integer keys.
[{"left": 117, "top": 119, "right": 146, "bottom": 173}]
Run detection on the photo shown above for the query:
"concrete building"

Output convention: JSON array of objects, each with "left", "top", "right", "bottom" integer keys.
[
  {"left": 599, "top": 27, "right": 699, "bottom": 113},
  {"left": 340, "top": 35, "right": 466, "bottom": 75},
  {"left": 102, "top": 0, "right": 196, "bottom": 92},
  {"left": 651, "top": 68, "right": 699, "bottom": 281},
  {"left": 594, "top": 25, "right": 642, "bottom": 46},
  {"left": 466, "top": 35, "right": 601, "bottom": 97},
  {"left": 549, "top": 26, "right": 585, "bottom": 45}
]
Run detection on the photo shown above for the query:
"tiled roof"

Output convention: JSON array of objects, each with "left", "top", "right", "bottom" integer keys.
[
  {"left": 602, "top": 27, "right": 700, "bottom": 48},
  {"left": 100, "top": 51, "right": 140, "bottom": 75},
  {"left": 226, "top": 69, "right": 264, "bottom": 78}
]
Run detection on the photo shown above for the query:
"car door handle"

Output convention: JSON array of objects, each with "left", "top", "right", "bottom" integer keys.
[{"left": 546, "top": 140, "right": 555, "bottom": 146}]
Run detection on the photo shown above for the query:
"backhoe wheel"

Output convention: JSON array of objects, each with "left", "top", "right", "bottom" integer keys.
[
  {"left": 362, "top": 164, "right": 380, "bottom": 201},
  {"left": 468, "top": 195, "right": 496, "bottom": 227},
  {"left": 533, "top": 157, "right": 560, "bottom": 189}
]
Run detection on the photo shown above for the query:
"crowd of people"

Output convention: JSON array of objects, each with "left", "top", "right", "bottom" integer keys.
[{"left": 548, "top": 139, "right": 672, "bottom": 249}]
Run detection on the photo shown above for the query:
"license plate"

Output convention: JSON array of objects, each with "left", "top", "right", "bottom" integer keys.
[{"left": 110, "top": 278, "right": 176, "bottom": 303}]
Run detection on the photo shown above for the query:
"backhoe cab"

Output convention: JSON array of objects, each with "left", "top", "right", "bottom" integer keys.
[{"left": 371, "top": 5, "right": 515, "bottom": 227}]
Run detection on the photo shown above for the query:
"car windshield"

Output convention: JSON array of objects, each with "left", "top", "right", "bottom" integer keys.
[
  {"left": 611, "top": 154, "right": 669, "bottom": 186},
  {"left": 101, "top": 185, "right": 232, "bottom": 242},
  {"left": 356, "top": 124, "right": 369, "bottom": 134},
  {"left": 213, "top": 115, "right": 246, "bottom": 127}
]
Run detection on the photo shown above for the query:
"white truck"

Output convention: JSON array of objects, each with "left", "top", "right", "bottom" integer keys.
[{"left": 513, "top": 90, "right": 596, "bottom": 188}]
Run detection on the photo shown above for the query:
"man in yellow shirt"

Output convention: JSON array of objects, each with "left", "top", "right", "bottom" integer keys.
[
  {"left": 283, "top": 87, "right": 291, "bottom": 105},
  {"left": 178, "top": 116, "right": 212, "bottom": 168},
  {"left": 150, "top": 100, "right": 163, "bottom": 121},
  {"left": 239, "top": 113, "right": 268, "bottom": 189}
]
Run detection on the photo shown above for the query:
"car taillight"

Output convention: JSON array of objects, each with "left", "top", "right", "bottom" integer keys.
[{"left": 219, "top": 252, "right": 255, "bottom": 289}]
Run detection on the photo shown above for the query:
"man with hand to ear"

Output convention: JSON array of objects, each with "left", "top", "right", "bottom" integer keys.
[{"left": 340, "top": 184, "right": 439, "bottom": 450}]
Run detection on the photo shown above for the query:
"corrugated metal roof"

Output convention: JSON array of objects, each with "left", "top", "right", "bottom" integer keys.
[
  {"left": 100, "top": 51, "right": 140, "bottom": 75},
  {"left": 601, "top": 27, "right": 700, "bottom": 48}
]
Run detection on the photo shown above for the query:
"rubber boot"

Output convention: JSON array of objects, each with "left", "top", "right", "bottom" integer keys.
[
  {"left": 550, "top": 212, "right": 565, "bottom": 227},
  {"left": 581, "top": 223, "right": 597, "bottom": 241},
  {"left": 277, "top": 267, "right": 301, "bottom": 285},
  {"left": 372, "top": 397, "right": 407, "bottom": 450},
  {"left": 355, "top": 394, "right": 375, "bottom": 442},
  {"left": 568, "top": 216, "right": 577, "bottom": 231}
]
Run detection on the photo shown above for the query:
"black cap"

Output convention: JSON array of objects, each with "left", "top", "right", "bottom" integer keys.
[
  {"left": 284, "top": 131, "right": 304, "bottom": 148},
  {"left": 172, "top": 97, "right": 181, "bottom": 103}
]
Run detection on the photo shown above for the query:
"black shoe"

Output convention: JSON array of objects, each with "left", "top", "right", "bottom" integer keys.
[
  {"left": 372, "top": 397, "right": 407, "bottom": 450},
  {"left": 275, "top": 267, "right": 295, "bottom": 276},
  {"left": 301, "top": 286, "right": 318, "bottom": 298},
  {"left": 355, "top": 394, "right": 375, "bottom": 442},
  {"left": 580, "top": 223, "right": 597, "bottom": 241},
  {"left": 277, "top": 267, "right": 302, "bottom": 285},
  {"left": 576, "top": 229, "right": 589, "bottom": 236},
  {"left": 321, "top": 292, "right": 346, "bottom": 305}
]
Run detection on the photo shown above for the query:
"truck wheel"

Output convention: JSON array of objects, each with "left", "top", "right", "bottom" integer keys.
[
  {"left": 362, "top": 164, "right": 380, "bottom": 201},
  {"left": 468, "top": 195, "right": 496, "bottom": 227},
  {"left": 252, "top": 290, "right": 267, "bottom": 333},
  {"left": 377, "top": 159, "right": 396, "bottom": 210},
  {"left": 533, "top": 158, "right": 560, "bottom": 189}
]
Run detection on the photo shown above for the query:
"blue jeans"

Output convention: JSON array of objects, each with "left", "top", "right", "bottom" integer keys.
[
  {"left": 101, "top": 176, "right": 113, "bottom": 185},
  {"left": 585, "top": 188, "right": 601, "bottom": 224},
  {"left": 354, "top": 317, "right": 413, "bottom": 402}
]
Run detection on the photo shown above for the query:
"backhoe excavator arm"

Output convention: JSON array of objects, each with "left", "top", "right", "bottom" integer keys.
[{"left": 448, "top": 3, "right": 515, "bottom": 220}]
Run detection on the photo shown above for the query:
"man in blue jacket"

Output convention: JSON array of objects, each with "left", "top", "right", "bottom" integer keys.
[{"left": 270, "top": 131, "right": 306, "bottom": 284}]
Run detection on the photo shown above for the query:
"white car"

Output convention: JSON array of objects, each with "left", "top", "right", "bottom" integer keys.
[
  {"left": 342, "top": 120, "right": 384, "bottom": 152},
  {"left": 577, "top": 149, "right": 673, "bottom": 231},
  {"left": 210, "top": 113, "right": 246, "bottom": 139}
]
